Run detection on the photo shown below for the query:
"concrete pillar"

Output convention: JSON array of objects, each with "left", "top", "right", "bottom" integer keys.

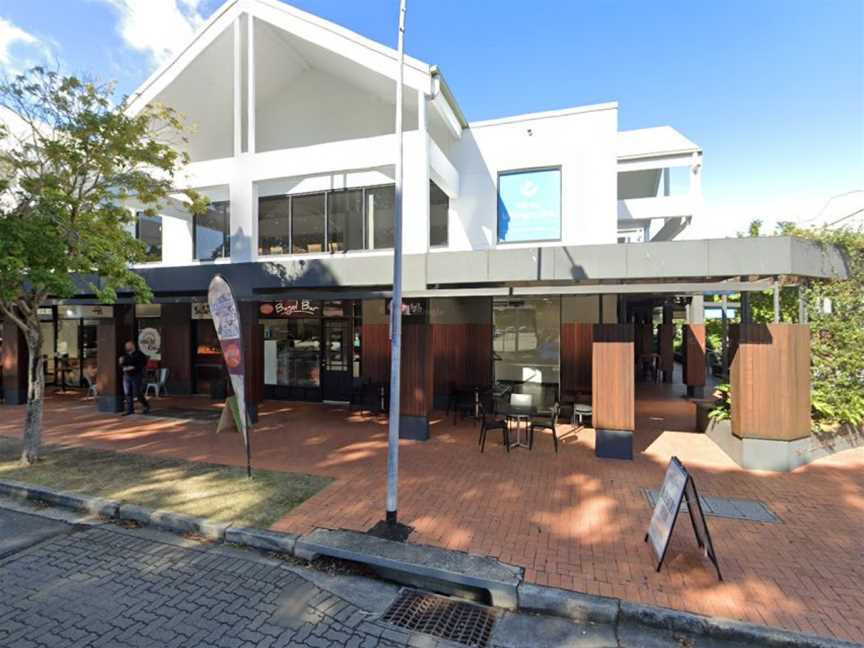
[
  {"left": 402, "top": 90, "right": 431, "bottom": 259},
  {"left": 2, "top": 318, "right": 28, "bottom": 405},
  {"left": 96, "top": 304, "right": 134, "bottom": 413}
]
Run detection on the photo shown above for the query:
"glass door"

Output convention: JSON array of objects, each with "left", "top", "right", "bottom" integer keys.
[{"left": 320, "top": 318, "right": 352, "bottom": 402}]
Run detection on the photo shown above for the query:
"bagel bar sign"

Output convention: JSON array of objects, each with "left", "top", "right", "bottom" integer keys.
[{"left": 208, "top": 274, "right": 252, "bottom": 477}]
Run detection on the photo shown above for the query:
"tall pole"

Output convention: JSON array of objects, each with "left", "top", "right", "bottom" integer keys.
[{"left": 386, "top": 0, "right": 407, "bottom": 528}]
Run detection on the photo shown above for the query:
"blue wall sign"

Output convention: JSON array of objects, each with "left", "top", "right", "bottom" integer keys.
[{"left": 497, "top": 168, "right": 561, "bottom": 243}]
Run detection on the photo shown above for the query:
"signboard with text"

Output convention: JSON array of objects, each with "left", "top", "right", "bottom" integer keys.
[
  {"left": 645, "top": 457, "right": 722, "bottom": 580},
  {"left": 497, "top": 168, "right": 561, "bottom": 243},
  {"left": 258, "top": 300, "right": 321, "bottom": 319}
]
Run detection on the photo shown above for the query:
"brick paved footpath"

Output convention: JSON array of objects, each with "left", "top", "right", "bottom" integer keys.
[{"left": 0, "top": 517, "right": 445, "bottom": 648}]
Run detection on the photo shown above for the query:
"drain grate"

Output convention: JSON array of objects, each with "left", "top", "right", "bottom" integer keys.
[
  {"left": 643, "top": 489, "right": 780, "bottom": 523},
  {"left": 381, "top": 589, "right": 496, "bottom": 647}
]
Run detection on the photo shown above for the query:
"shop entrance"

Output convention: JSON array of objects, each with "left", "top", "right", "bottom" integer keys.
[{"left": 320, "top": 318, "right": 352, "bottom": 402}]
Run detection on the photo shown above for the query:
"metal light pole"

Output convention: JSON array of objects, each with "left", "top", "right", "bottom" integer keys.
[{"left": 386, "top": 0, "right": 407, "bottom": 529}]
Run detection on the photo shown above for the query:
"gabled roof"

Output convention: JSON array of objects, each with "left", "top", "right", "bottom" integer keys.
[{"left": 126, "top": 0, "right": 462, "bottom": 122}]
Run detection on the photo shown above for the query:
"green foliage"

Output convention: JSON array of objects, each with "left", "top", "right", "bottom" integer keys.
[
  {"left": 708, "top": 383, "right": 731, "bottom": 422},
  {"left": 0, "top": 67, "right": 206, "bottom": 318}
]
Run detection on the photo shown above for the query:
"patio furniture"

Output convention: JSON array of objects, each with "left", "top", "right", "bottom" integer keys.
[
  {"left": 449, "top": 385, "right": 480, "bottom": 424},
  {"left": 145, "top": 368, "right": 170, "bottom": 398},
  {"left": 351, "top": 380, "right": 386, "bottom": 415},
  {"left": 478, "top": 402, "right": 509, "bottom": 453},
  {"left": 572, "top": 403, "right": 593, "bottom": 427},
  {"left": 83, "top": 374, "right": 98, "bottom": 398},
  {"left": 500, "top": 393, "right": 534, "bottom": 449},
  {"left": 530, "top": 401, "right": 561, "bottom": 453}
]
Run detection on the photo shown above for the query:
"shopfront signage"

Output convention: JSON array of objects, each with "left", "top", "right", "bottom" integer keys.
[
  {"left": 191, "top": 302, "right": 212, "bottom": 319},
  {"left": 645, "top": 457, "right": 722, "bottom": 580},
  {"left": 497, "top": 168, "right": 561, "bottom": 243},
  {"left": 59, "top": 305, "right": 114, "bottom": 319},
  {"left": 208, "top": 275, "right": 251, "bottom": 477},
  {"left": 137, "top": 327, "right": 162, "bottom": 360},
  {"left": 259, "top": 300, "right": 321, "bottom": 319},
  {"left": 386, "top": 298, "right": 427, "bottom": 319}
]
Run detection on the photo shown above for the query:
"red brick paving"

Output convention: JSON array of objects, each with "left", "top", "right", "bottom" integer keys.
[{"left": 1, "top": 386, "right": 862, "bottom": 643}]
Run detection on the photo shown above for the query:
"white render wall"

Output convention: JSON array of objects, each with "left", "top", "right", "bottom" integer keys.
[{"left": 448, "top": 104, "right": 619, "bottom": 251}]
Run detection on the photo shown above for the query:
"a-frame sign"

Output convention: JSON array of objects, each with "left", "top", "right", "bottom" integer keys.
[{"left": 645, "top": 457, "right": 722, "bottom": 580}]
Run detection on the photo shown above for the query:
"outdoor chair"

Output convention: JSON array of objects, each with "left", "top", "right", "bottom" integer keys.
[
  {"left": 145, "top": 368, "right": 169, "bottom": 398},
  {"left": 530, "top": 401, "right": 561, "bottom": 453},
  {"left": 84, "top": 374, "right": 98, "bottom": 398},
  {"left": 478, "top": 401, "right": 509, "bottom": 453},
  {"left": 449, "top": 385, "right": 477, "bottom": 425}
]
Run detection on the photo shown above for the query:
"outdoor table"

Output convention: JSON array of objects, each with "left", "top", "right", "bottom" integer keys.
[{"left": 497, "top": 403, "right": 536, "bottom": 449}]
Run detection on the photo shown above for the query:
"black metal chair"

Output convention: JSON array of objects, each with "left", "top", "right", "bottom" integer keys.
[
  {"left": 530, "top": 401, "right": 561, "bottom": 453},
  {"left": 478, "top": 401, "right": 509, "bottom": 453}
]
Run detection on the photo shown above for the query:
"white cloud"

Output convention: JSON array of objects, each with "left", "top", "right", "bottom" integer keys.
[
  {"left": 0, "top": 16, "right": 45, "bottom": 70},
  {"left": 101, "top": 0, "right": 206, "bottom": 66}
]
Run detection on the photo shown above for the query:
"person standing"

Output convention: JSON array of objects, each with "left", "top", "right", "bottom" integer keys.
[{"left": 118, "top": 340, "right": 150, "bottom": 416}]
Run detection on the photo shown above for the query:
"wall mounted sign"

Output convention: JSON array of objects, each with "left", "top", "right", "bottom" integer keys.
[
  {"left": 259, "top": 300, "right": 321, "bottom": 319},
  {"left": 646, "top": 457, "right": 722, "bottom": 580},
  {"left": 58, "top": 305, "right": 114, "bottom": 319},
  {"left": 386, "top": 298, "right": 427, "bottom": 318},
  {"left": 497, "top": 167, "right": 561, "bottom": 243},
  {"left": 137, "top": 327, "right": 162, "bottom": 360},
  {"left": 191, "top": 302, "right": 212, "bottom": 319}
]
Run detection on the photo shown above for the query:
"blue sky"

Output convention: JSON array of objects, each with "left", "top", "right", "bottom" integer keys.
[{"left": 1, "top": 0, "right": 861, "bottom": 236}]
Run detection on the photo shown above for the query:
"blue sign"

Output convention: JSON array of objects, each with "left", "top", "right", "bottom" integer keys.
[{"left": 497, "top": 168, "right": 561, "bottom": 243}]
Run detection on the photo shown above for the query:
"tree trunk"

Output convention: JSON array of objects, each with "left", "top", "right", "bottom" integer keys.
[{"left": 21, "top": 327, "right": 44, "bottom": 465}]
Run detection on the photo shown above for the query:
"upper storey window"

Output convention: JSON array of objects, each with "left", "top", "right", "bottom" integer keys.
[
  {"left": 194, "top": 201, "right": 230, "bottom": 261},
  {"left": 497, "top": 167, "right": 561, "bottom": 243},
  {"left": 135, "top": 212, "right": 162, "bottom": 263}
]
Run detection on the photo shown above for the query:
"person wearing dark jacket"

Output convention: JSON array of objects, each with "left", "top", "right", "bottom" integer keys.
[{"left": 119, "top": 341, "right": 150, "bottom": 416}]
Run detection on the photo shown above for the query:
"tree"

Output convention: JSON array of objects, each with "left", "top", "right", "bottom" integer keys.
[{"left": 0, "top": 67, "right": 204, "bottom": 464}]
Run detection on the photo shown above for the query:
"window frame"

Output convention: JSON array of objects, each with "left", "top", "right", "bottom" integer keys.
[{"left": 429, "top": 180, "right": 449, "bottom": 248}]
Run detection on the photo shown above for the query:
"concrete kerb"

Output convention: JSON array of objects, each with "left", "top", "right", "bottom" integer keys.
[{"left": 1, "top": 481, "right": 860, "bottom": 648}]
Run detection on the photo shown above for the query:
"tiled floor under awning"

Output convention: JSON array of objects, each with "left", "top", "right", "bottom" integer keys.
[{"left": 0, "top": 386, "right": 862, "bottom": 644}]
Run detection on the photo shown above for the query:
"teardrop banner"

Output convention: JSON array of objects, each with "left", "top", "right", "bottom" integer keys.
[
  {"left": 208, "top": 274, "right": 252, "bottom": 477},
  {"left": 645, "top": 457, "right": 722, "bottom": 580}
]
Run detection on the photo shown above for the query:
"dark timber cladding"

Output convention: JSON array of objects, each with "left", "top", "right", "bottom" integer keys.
[
  {"left": 683, "top": 324, "right": 706, "bottom": 388},
  {"left": 593, "top": 323, "right": 635, "bottom": 461},
  {"left": 399, "top": 314, "right": 434, "bottom": 440},
  {"left": 731, "top": 323, "right": 811, "bottom": 442},
  {"left": 561, "top": 323, "right": 593, "bottom": 394},
  {"left": 1, "top": 318, "right": 28, "bottom": 405},
  {"left": 160, "top": 303, "right": 193, "bottom": 395},
  {"left": 96, "top": 304, "right": 134, "bottom": 413}
]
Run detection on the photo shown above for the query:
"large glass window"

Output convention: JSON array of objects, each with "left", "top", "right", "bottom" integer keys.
[
  {"left": 493, "top": 297, "right": 560, "bottom": 404},
  {"left": 291, "top": 193, "right": 326, "bottom": 254},
  {"left": 194, "top": 201, "right": 230, "bottom": 261},
  {"left": 136, "top": 212, "right": 162, "bottom": 262},
  {"left": 430, "top": 181, "right": 449, "bottom": 247},
  {"left": 263, "top": 319, "right": 321, "bottom": 387},
  {"left": 367, "top": 185, "right": 395, "bottom": 249},
  {"left": 258, "top": 196, "right": 290, "bottom": 255},
  {"left": 328, "top": 189, "right": 364, "bottom": 252}
]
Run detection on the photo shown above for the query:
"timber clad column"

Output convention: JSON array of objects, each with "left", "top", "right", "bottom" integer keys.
[
  {"left": 592, "top": 323, "right": 635, "bottom": 460},
  {"left": 731, "top": 324, "right": 810, "bottom": 443},
  {"left": 399, "top": 302, "right": 433, "bottom": 440},
  {"left": 660, "top": 304, "right": 674, "bottom": 383},
  {"left": 239, "top": 302, "right": 263, "bottom": 422},
  {"left": 160, "top": 303, "right": 192, "bottom": 395},
  {"left": 96, "top": 304, "right": 134, "bottom": 413},
  {"left": 683, "top": 325, "right": 706, "bottom": 397},
  {"left": 1, "top": 319, "right": 28, "bottom": 405}
]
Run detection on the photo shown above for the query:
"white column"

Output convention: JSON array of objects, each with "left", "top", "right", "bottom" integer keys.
[
  {"left": 232, "top": 18, "right": 242, "bottom": 156},
  {"left": 402, "top": 90, "right": 430, "bottom": 254},
  {"left": 247, "top": 15, "right": 256, "bottom": 154}
]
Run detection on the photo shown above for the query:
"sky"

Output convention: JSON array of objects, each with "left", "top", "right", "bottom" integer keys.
[{"left": 0, "top": 0, "right": 861, "bottom": 238}]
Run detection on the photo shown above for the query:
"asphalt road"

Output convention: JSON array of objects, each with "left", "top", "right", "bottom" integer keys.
[{"left": 0, "top": 501, "right": 758, "bottom": 648}]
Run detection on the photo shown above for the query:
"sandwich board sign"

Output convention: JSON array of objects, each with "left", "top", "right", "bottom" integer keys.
[{"left": 645, "top": 457, "right": 722, "bottom": 580}]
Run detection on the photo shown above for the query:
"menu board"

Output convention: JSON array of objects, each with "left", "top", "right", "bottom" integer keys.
[{"left": 647, "top": 457, "right": 688, "bottom": 562}]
